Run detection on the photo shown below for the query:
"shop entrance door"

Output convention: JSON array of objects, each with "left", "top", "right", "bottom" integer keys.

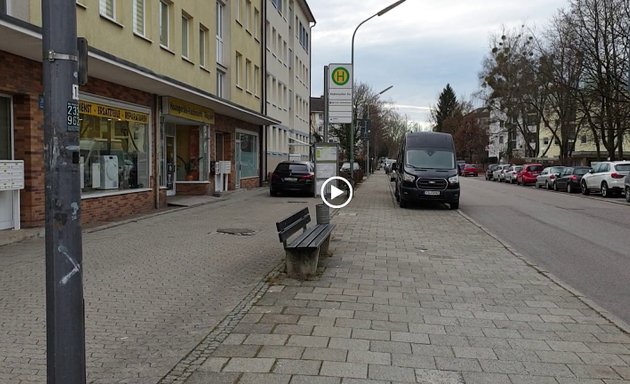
[
  {"left": 0, "top": 96, "right": 14, "bottom": 230},
  {"left": 166, "top": 135, "right": 176, "bottom": 196}
]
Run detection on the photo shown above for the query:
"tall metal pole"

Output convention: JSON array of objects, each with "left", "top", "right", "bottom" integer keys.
[
  {"left": 350, "top": 0, "right": 406, "bottom": 179},
  {"left": 323, "top": 65, "right": 329, "bottom": 143},
  {"left": 42, "top": 0, "right": 86, "bottom": 383}
]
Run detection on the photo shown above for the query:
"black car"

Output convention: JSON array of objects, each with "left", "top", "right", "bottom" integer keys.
[
  {"left": 485, "top": 164, "right": 499, "bottom": 180},
  {"left": 554, "top": 166, "right": 592, "bottom": 193},
  {"left": 270, "top": 161, "right": 315, "bottom": 196}
]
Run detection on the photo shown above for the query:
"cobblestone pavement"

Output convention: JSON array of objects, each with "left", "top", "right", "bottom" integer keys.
[
  {"left": 0, "top": 189, "right": 322, "bottom": 384},
  {"left": 185, "top": 174, "right": 630, "bottom": 384}
]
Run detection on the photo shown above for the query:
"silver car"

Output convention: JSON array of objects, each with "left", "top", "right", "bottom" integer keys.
[
  {"left": 504, "top": 165, "right": 523, "bottom": 184},
  {"left": 535, "top": 166, "right": 565, "bottom": 189},
  {"left": 492, "top": 164, "right": 511, "bottom": 182}
]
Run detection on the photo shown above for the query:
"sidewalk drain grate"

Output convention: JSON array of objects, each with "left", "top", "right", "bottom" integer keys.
[{"left": 216, "top": 228, "right": 256, "bottom": 236}]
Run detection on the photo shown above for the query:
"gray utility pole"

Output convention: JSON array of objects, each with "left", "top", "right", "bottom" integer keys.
[
  {"left": 42, "top": 0, "right": 86, "bottom": 383},
  {"left": 323, "top": 66, "right": 329, "bottom": 143}
]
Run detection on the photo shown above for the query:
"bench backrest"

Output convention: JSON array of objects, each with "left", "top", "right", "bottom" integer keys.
[{"left": 276, "top": 207, "right": 311, "bottom": 245}]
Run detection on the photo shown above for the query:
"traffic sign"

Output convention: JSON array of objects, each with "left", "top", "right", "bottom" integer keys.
[{"left": 328, "top": 63, "right": 352, "bottom": 124}]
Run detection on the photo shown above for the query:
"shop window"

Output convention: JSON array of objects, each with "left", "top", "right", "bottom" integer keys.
[
  {"left": 79, "top": 101, "right": 150, "bottom": 194},
  {"left": 238, "top": 132, "right": 258, "bottom": 178}
]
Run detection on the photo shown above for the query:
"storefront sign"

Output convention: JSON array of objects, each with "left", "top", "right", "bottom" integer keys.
[
  {"left": 162, "top": 97, "right": 214, "bottom": 124},
  {"left": 79, "top": 101, "right": 149, "bottom": 123}
]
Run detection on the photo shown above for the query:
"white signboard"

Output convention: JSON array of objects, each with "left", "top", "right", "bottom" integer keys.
[
  {"left": 328, "top": 64, "right": 353, "bottom": 124},
  {"left": 0, "top": 161, "right": 25, "bottom": 191}
]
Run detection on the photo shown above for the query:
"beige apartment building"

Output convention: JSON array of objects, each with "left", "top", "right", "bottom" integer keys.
[
  {"left": 264, "top": 0, "right": 315, "bottom": 172},
  {"left": 1, "top": 0, "right": 308, "bottom": 229}
]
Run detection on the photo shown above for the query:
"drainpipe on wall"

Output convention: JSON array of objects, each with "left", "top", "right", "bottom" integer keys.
[
  {"left": 261, "top": 0, "right": 268, "bottom": 186},
  {"left": 154, "top": 95, "right": 161, "bottom": 209},
  {"left": 309, "top": 19, "right": 316, "bottom": 161}
]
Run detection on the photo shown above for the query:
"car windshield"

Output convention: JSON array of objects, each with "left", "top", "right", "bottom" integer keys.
[
  {"left": 614, "top": 164, "right": 630, "bottom": 172},
  {"left": 276, "top": 163, "right": 308, "bottom": 172},
  {"left": 528, "top": 165, "right": 543, "bottom": 172},
  {"left": 514, "top": 166, "right": 523, "bottom": 171},
  {"left": 406, "top": 149, "right": 455, "bottom": 169}
]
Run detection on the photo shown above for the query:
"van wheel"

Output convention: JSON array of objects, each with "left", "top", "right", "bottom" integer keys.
[
  {"left": 567, "top": 183, "right": 573, "bottom": 194},
  {"left": 601, "top": 182, "right": 609, "bottom": 197},
  {"left": 581, "top": 181, "right": 590, "bottom": 195},
  {"left": 625, "top": 187, "right": 630, "bottom": 202},
  {"left": 450, "top": 201, "right": 459, "bottom": 210}
]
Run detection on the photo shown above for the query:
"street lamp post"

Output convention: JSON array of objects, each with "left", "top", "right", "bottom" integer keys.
[
  {"left": 350, "top": 0, "right": 406, "bottom": 180},
  {"left": 365, "top": 85, "right": 393, "bottom": 176}
]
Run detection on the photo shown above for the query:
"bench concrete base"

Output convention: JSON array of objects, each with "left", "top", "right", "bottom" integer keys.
[{"left": 285, "top": 248, "right": 319, "bottom": 280}]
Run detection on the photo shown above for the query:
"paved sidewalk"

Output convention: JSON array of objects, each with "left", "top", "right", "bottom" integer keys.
[
  {"left": 0, "top": 188, "right": 322, "bottom": 384},
  {"left": 185, "top": 174, "right": 630, "bottom": 384}
]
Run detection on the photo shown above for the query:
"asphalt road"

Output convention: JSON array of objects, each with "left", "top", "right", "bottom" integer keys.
[{"left": 458, "top": 176, "right": 630, "bottom": 325}]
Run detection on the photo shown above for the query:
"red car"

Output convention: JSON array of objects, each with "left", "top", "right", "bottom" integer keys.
[
  {"left": 517, "top": 163, "right": 544, "bottom": 185},
  {"left": 462, "top": 164, "right": 479, "bottom": 177}
]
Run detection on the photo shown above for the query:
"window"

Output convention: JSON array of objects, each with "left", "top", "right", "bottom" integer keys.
[
  {"left": 499, "top": 136, "right": 504, "bottom": 144},
  {"left": 543, "top": 137, "right": 549, "bottom": 145},
  {"left": 235, "top": 52, "right": 243, "bottom": 87},
  {"left": 78, "top": 99, "right": 150, "bottom": 194},
  {"left": 245, "top": 0, "right": 252, "bottom": 30},
  {"left": 245, "top": 59, "right": 252, "bottom": 91},
  {"left": 271, "top": 0, "right": 281, "bottom": 13},
  {"left": 133, "top": 0, "right": 145, "bottom": 35},
  {"left": 159, "top": 0, "right": 171, "bottom": 47},
  {"left": 199, "top": 25, "right": 208, "bottom": 68},
  {"left": 216, "top": 1, "right": 225, "bottom": 65},
  {"left": 253, "top": 65, "right": 260, "bottom": 96},
  {"left": 0, "top": 96, "right": 11, "bottom": 160},
  {"left": 181, "top": 13, "right": 191, "bottom": 58},
  {"left": 235, "top": 0, "right": 242, "bottom": 23},
  {"left": 253, "top": 8, "right": 260, "bottom": 39},
  {"left": 238, "top": 132, "right": 258, "bottom": 178},
  {"left": 216, "top": 69, "right": 225, "bottom": 97},
  {"left": 100, "top": 0, "right": 115, "bottom": 19},
  {"left": 580, "top": 135, "right": 587, "bottom": 144}
]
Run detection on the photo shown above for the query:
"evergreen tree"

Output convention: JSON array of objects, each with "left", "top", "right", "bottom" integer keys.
[{"left": 431, "top": 84, "right": 458, "bottom": 133}]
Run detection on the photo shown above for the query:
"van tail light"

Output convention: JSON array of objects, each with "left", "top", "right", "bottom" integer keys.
[
  {"left": 570, "top": 175, "right": 577, "bottom": 181},
  {"left": 611, "top": 172, "right": 624, "bottom": 179}
]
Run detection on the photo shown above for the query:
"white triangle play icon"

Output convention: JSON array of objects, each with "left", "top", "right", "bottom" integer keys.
[{"left": 330, "top": 185, "right": 344, "bottom": 200}]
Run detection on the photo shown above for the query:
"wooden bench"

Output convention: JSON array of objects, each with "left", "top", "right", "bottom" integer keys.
[{"left": 276, "top": 207, "right": 335, "bottom": 280}]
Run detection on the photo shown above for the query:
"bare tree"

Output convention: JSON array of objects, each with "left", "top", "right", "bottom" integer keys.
[
  {"left": 530, "top": 10, "right": 585, "bottom": 163},
  {"left": 479, "top": 25, "right": 542, "bottom": 159},
  {"left": 566, "top": 0, "right": 630, "bottom": 160}
]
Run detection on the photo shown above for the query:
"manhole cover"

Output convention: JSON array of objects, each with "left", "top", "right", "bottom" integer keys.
[{"left": 216, "top": 228, "right": 256, "bottom": 236}]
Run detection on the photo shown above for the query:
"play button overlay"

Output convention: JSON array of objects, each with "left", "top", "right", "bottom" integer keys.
[{"left": 320, "top": 176, "right": 353, "bottom": 209}]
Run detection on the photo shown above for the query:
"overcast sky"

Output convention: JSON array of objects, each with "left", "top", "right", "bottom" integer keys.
[{"left": 308, "top": 0, "right": 568, "bottom": 129}]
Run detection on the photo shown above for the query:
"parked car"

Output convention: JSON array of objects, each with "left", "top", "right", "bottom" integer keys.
[
  {"left": 504, "top": 165, "right": 523, "bottom": 184},
  {"left": 625, "top": 173, "right": 630, "bottom": 202},
  {"left": 485, "top": 164, "right": 499, "bottom": 180},
  {"left": 394, "top": 132, "right": 459, "bottom": 209},
  {"left": 535, "top": 166, "right": 565, "bottom": 189},
  {"left": 516, "top": 163, "right": 544, "bottom": 185},
  {"left": 554, "top": 166, "right": 592, "bottom": 193},
  {"left": 270, "top": 161, "right": 315, "bottom": 196},
  {"left": 492, "top": 164, "right": 510, "bottom": 182},
  {"left": 462, "top": 164, "right": 479, "bottom": 177},
  {"left": 384, "top": 159, "right": 396, "bottom": 174},
  {"left": 581, "top": 161, "right": 630, "bottom": 197}
]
